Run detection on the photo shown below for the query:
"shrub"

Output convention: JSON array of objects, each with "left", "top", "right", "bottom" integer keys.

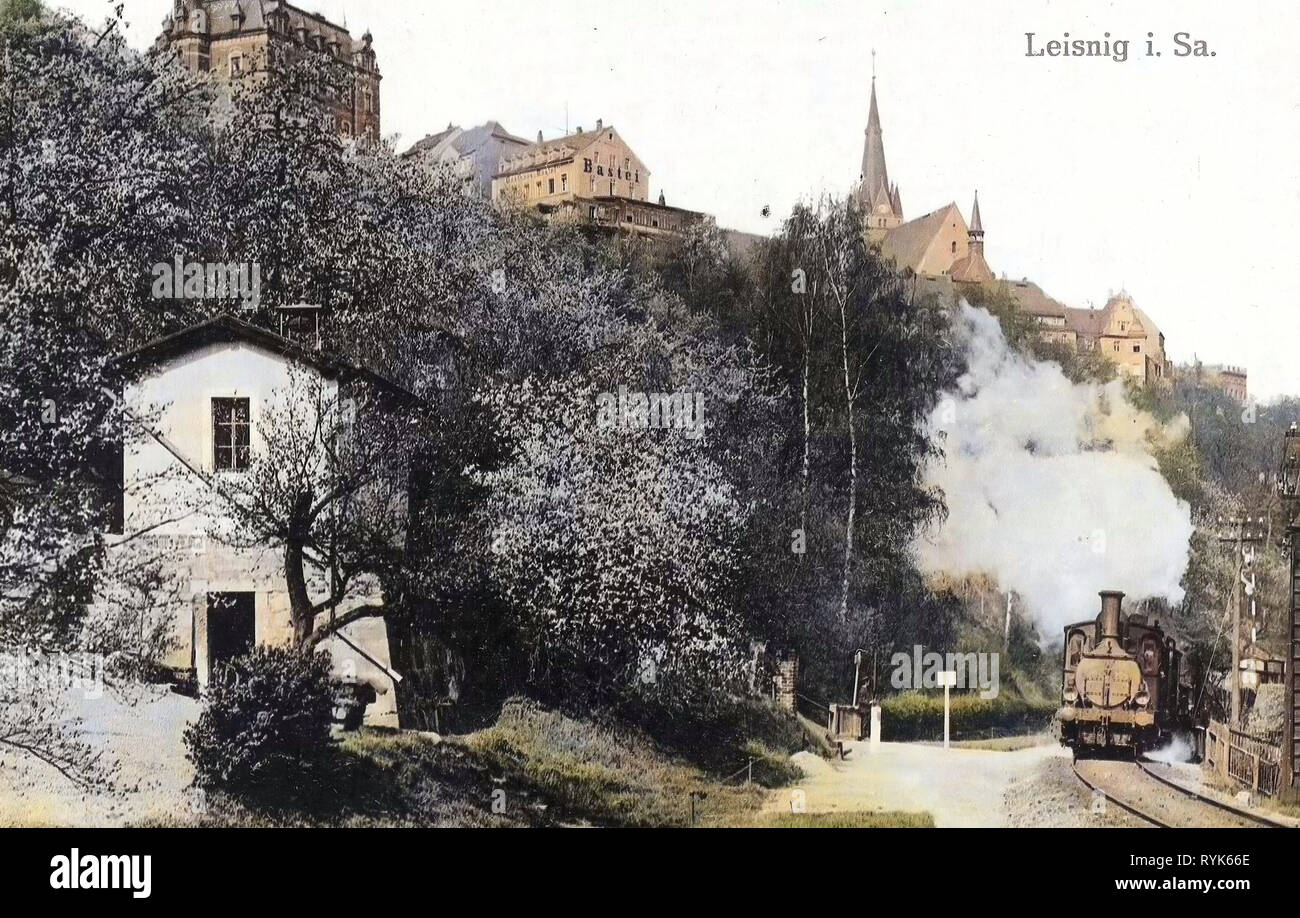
[{"left": 184, "top": 646, "right": 337, "bottom": 795}]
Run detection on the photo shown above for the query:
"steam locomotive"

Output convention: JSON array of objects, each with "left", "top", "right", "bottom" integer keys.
[{"left": 1058, "top": 590, "right": 1192, "bottom": 758}]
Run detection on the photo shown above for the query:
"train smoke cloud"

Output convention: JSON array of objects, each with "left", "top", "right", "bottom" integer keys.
[{"left": 915, "top": 304, "right": 1194, "bottom": 634}]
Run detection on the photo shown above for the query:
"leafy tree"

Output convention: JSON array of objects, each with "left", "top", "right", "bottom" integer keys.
[{"left": 741, "top": 199, "right": 960, "bottom": 701}]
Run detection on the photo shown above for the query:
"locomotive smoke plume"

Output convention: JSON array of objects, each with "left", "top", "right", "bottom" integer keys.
[{"left": 915, "top": 303, "right": 1194, "bottom": 635}]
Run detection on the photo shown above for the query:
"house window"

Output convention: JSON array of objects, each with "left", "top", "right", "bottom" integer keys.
[
  {"left": 635, "top": 170, "right": 639, "bottom": 183},
  {"left": 548, "top": 178, "right": 555, "bottom": 194},
  {"left": 561, "top": 174, "right": 567, "bottom": 191},
  {"left": 1133, "top": 345, "right": 1141, "bottom": 353},
  {"left": 229, "top": 53, "right": 243, "bottom": 75},
  {"left": 951, "top": 240, "right": 957, "bottom": 254},
  {"left": 213, "top": 397, "right": 250, "bottom": 471}
]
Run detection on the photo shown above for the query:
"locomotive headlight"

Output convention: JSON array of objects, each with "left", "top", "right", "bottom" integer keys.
[
  {"left": 1064, "top": 688, "right": 1078, "bottom": 703},
  {"left": 1135, "top": 683, "right": 1150, "bottom": 707}
]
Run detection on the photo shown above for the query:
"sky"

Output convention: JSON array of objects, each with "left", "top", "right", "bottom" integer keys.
[{"left": 57, "top": 0, "right": 1300, "bottom": 398}]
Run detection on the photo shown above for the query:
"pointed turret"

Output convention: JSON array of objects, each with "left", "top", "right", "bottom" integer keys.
[
  {"left": 951, "top": 191, "right": 994, "bottom": 284},
  {"left": 858, "top": 77, "right": 903, "bottom": 233}
]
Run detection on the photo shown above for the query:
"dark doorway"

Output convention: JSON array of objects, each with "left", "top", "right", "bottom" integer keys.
[{"left": 208, "top": 592, "right": 256, "bottom": 675}]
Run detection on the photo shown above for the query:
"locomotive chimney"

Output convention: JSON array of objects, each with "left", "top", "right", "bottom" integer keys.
[{"left": 1098, "top": 590, "right": 1125, "bottom": 640}]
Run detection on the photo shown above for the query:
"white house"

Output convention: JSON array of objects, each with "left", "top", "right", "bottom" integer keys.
[{"left": 107, "top": 314, "right": 418, "bottom": 727}]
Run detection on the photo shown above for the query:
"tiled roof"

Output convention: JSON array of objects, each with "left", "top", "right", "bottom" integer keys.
[
  {"left": 495, "top": 127, "right": 605, "bottom": 177},
  {"left": 1007, "top": 279, "right": 1067, "bottom": 318},
  {"left": 949, "top": 247, "right": 994, "bottom": 284},
  {"left": 404, "top": 121, "right": 528, "bottom": 160},
  {"left": 877, "top": 203, "right": 960, "bottom": 273}
]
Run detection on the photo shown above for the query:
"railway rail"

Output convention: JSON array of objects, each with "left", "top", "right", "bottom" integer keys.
[{"left": 1072, "top": 758, "right": 1287, "bottom": 828}]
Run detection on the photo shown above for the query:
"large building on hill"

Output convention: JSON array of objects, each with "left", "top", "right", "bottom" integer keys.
[
  {"left": 858, "top": 79, "right": 1175, "bottom": 385},
  {"left": 490, "top": 118, "right": 708, "bottom": 237},
  {"left": 1006, "top": 280, "right": 1172, "bottom": 385},
  {"left": 1179, "top": 362, "right": 1249, "bottom": 405},
  {"left": 856, "top": 78, "right": 993, "bottom": 285},
  {"left": 494, "top": 118, "right": 650, "bottom": 207},
  {"left": 155, "top": 0, "right": 381, "bottom": 144}
]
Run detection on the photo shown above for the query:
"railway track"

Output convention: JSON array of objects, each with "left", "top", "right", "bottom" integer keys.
[{"left": 1072, "top": 759, "right": 1283, "bottom": 828}]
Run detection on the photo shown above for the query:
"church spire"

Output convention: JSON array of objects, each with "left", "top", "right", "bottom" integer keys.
[
  {"left": 859, "top": 73, "right": 902, "bottom": 227},
  {"left": 861, "top": 77, "right": 890, "bottom": 201}
]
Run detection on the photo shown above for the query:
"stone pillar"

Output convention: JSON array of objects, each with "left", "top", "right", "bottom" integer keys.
[{"left": 774, "top": 656, "right": 798, "bottom": 712}]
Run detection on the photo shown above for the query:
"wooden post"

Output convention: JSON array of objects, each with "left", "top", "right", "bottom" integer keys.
[{"left": 938, "top": 671, "right": 957, "bottom": 749}]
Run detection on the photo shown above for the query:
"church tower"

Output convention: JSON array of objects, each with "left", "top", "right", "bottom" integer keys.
[
  {"left": 857, "top": 77, "right": 904, "bottom": 237},
  {"left": 949, "top": 190, "right": 994, "bottom": 284}
]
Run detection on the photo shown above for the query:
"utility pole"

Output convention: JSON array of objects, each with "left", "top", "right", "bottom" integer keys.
[
  {"left": 1276, "top": 424, "right": 1300, "bottom": 800},
  {"left": 1214, "top": 515, "right": 1268, "bottom": 728}
]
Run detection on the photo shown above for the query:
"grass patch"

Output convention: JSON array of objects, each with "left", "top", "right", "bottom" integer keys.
[
  {"left": 461, "top": 698, "right": 794, "bottom": 827},
  {"left": 148, "top": 695, "right": 809, "bottom": 828}
]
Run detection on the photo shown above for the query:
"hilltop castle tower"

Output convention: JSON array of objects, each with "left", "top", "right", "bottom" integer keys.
[{"left": 156, "top": 1, "right": 381, "bottom": 145}]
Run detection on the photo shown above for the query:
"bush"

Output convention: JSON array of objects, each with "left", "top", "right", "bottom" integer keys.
[
  {"left": 184, "top": 646, "right": 337, "bottom": 796},
  {"left": 612, "top": 692, "right": 806, "bottom": 780},
  {"left": 880, "top": 691, "right": 1055, "bottom": 741}
]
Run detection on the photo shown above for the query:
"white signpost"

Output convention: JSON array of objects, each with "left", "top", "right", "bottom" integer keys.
[{"left": 937, "top": 670, "right": 958, "bottom": 749}]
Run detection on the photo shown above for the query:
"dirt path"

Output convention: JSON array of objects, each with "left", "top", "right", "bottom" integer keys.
[{"left": 767, "top": 739, "right": 1067, "bottom": 827}]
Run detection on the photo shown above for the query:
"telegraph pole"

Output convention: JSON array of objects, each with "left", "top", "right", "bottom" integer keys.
[
  {"left": 1214, "top": 515, "right": 1267, "bottom": 728},
  {"left": 1277, "top": 424, "right": 1300, "bottom": 799}
]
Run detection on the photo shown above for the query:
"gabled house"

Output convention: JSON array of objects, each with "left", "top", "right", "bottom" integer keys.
[
  {"left": 106, "top": 314, "right": 418, "bottom": 726},
  {"left": 1063, "top": 292, "right": 1170, "bottom": 384},
  {"left": 403, "top": 120, "right": 531, "bottom": 198}
]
